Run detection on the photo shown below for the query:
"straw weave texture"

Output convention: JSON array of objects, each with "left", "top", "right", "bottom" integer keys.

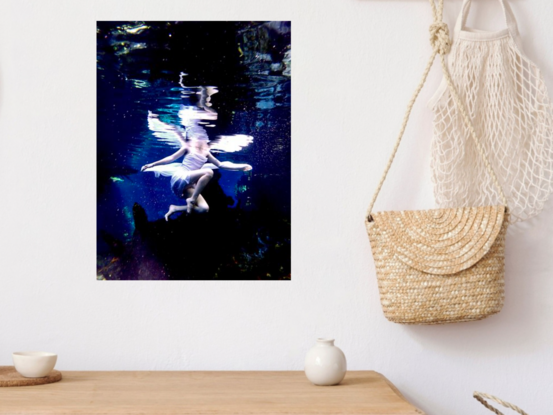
[
  {"left": 365, "top": 0, "right": 509, "bottom": 324},
  {"left": 366, "top": 206, "right": 508, "bottom": 324}
]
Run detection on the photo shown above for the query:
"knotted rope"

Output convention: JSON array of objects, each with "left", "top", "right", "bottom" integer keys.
[
  {"left": 429, "top": 22, "right": 451, "bottom": 55},
  {"left": 366, "top": 0, "right": 507, "bottom": 221}
]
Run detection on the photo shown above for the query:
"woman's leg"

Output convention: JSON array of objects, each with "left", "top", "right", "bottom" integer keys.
[
  {"left": 164, "top": 204, "right": 187, "bottom": 221},
  {"left": 164, "top": 168, "right": 213, "bottom": 219},
  {"left": 183, "top": 187, "right": 209, "bottom": 214},
  {"left": 185, "top": 169, "right": 214, "bottom": 213},
  {"left": 164, "top": 187, "right": 210, "bottom": 220},
  {"left": 164, "top": 186, "right": 194, "bottom": 221},
  {"left": 193, "top": 194, "right": 209, "bottom": 214}
]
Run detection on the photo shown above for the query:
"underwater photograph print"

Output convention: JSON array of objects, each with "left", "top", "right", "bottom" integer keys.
[{"left": 97, "top": 21, "right": 291, "bottom": 280}]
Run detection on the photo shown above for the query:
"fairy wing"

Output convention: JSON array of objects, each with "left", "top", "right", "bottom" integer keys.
[
  {"left": 147, "top": 111, "right": 185, "bottom": 149},
  {"left": 148, "top": 108, "right": 253, "bottom": 153},
  {"left": 178, "top": 106, "right": 253, "bottom": 153},
  {"left": 209, "top": 134, "right": 254, "bottom": 153}
]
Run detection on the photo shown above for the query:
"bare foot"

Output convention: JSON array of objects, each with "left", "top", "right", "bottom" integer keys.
[
  {"left": 165, "top": 205, "right": 178, "bottom": 221},
  {"left": 186, "top": 197, "right": 197, "bottom": 214}
]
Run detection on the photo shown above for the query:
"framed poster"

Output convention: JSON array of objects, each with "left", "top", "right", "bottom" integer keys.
[{"left": 97, "top": 21, "right": 291, "bottom": 280}]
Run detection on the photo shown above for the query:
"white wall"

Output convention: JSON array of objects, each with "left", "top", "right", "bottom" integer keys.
[{"left": 1, "top": 0, "right": 552, "bottom": 413}]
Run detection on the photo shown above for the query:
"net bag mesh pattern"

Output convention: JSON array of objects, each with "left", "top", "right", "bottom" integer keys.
[{"left": 429, "top": 0, "right": 553, "bottom": 223}]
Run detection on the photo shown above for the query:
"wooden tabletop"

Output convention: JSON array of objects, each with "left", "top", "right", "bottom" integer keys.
[{"left": 0, "top": 371, "right": 424, "bottom": 415}]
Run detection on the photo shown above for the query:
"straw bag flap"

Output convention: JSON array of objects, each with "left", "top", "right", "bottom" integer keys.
[{"left": 366, "top": 205, "right": 505, "bottom": 275}]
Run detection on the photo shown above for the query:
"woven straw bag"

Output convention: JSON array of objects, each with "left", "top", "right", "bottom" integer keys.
[
  {"left": 474, "top": 392, "right": 528, "bottom": 415},
  {"left": 365, "top": 0, "right": 509, "bottom": 325}
]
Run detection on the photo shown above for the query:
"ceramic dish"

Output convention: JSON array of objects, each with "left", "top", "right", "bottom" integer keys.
[{"left": 12, "top": 351, "right": 57, "bottom": 378}]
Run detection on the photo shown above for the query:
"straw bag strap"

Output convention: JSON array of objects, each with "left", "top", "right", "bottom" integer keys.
[
  {"left": 365, "top": 0, "right": 508, "bottom": 221},
  {"left": 474, "top": 392, "right": 529, "bottom": 415}
]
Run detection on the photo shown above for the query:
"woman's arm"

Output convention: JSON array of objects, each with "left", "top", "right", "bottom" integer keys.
[
  {"left": 207, "top": 152, "right": 252, "bottom": 171},
  {"left": 206, "top": 152, "right": 221, "bottom": 167},
  {"left": 219, "top": 161, "right": 252, "bottom": 171},
  {"left": 141, "top": 147, "right": 187, "bottom": 171}
]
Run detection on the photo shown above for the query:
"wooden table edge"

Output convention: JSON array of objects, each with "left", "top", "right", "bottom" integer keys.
[{"left": 0, "top": 370, "right": 426, "bottom": 415}]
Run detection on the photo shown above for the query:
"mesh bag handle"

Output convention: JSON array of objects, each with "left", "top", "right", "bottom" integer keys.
[
  {"left": 474, "top": 392, "right": 529, "bottom": 415},
  {"left": 365, "top": 0, "right": 508, "bottom": 221},
  {"left": 453, "top": 0, "right": 522, "bottom": 48}
]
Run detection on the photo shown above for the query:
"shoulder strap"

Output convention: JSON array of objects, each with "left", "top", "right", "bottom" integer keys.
[{"left": 366, "top": 0, "right": 508, "bottom": 222}]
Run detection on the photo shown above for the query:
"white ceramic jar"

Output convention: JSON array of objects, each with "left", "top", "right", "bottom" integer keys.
[{"left": 304, "top": 338, "right": 347, "bottom": 386}]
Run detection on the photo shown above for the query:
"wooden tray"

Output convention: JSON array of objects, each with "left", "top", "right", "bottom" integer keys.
[{"left": 0, "top": 366, "right": 62, "bottom": 387}]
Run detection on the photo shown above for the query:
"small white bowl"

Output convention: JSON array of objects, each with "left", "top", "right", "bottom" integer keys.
[{"left": 12, "top": 352, "right": 57, "bottom": 378}]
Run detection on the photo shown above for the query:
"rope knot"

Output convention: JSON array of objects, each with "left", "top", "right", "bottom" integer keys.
[{"left": 429, "top": 22, "right": 451, "bottom": 55}]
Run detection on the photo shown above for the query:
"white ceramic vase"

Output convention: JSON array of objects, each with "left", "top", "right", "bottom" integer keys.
[{"left": 304, "top": 338, "right": 347, "bottom": 386}]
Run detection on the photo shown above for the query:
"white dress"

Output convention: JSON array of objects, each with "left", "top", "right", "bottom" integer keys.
[{"left": 145, "top": 151, "right": 215, "bottom": 198}]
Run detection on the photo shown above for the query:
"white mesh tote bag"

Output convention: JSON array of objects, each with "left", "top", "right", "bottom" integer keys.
[{"left": 429, "top": 0, "right": 553, "bottom": 222}]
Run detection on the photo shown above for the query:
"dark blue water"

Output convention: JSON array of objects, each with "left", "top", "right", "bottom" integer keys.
[{"left": 97, "top": 22, "right": 291, "bottom": 280}]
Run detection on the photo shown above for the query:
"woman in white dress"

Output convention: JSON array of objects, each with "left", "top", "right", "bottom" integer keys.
[{"left": 141, "top": 114, "right": 252, "bottom": 220}]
